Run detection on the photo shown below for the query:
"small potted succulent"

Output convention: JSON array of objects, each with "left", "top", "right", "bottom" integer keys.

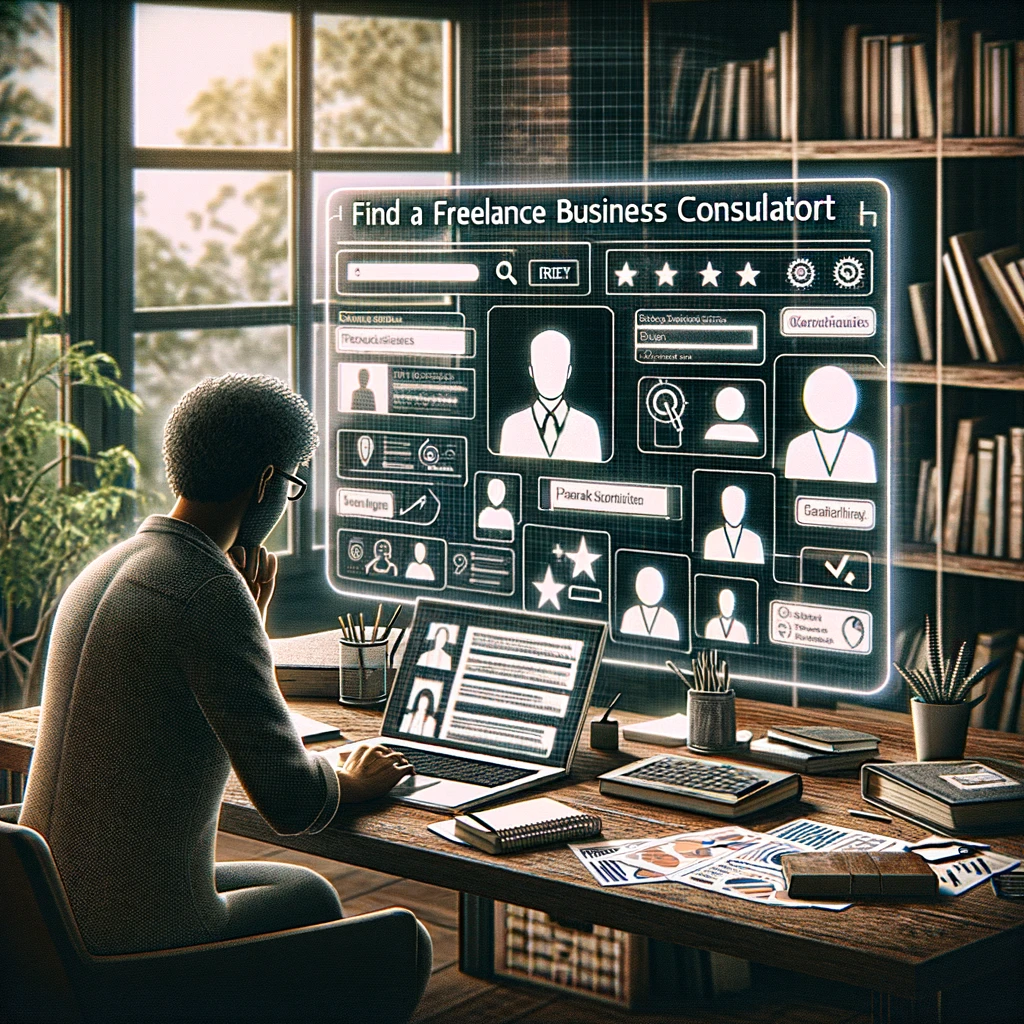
[
  {"left": 680, "top": 649, "right": 736, "bottom": 754},
  {"left": 893, "top": 616, "right": 996, "bottom": 762}
]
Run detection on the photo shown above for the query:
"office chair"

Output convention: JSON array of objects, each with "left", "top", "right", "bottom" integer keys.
[{"left": 0, "top": 806, "right": 427, "bottom": 1023}]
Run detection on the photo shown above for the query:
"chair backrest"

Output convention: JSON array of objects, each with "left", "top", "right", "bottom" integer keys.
[{"left": 0, "top": 818, "right": 86, "bottom": 1022}]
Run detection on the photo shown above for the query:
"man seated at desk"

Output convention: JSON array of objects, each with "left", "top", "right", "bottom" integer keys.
[{"left": 19, "top": 375, "right": 431, "bottom": 1000}]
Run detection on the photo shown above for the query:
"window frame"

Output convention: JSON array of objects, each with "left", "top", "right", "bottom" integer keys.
[{"left": 62, "top": 1, "right": 462, "bottom": 599}]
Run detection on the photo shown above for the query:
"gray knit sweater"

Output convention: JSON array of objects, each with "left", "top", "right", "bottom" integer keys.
[{"left": 20, "top": 515, "right": 341, "bottom": 954}]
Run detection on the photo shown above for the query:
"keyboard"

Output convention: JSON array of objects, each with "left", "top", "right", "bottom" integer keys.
[
  {"left": 617, "top": 756, "right": 769, "bottom": 797},
  {"left": 386, "top": 746, "right": 536, "bottom": 788}
]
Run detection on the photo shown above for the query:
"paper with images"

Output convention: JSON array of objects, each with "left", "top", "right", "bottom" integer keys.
[
  {"left": 569, "top": 838, "right": 672, "bottom": 887},
  {"left": 436, "top": 626, "right": 583, "bottom": 760}
]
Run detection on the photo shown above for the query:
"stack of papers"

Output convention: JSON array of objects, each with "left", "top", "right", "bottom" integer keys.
[{"left": 569, "top": 817, "right": 1019, "bottom": 910}]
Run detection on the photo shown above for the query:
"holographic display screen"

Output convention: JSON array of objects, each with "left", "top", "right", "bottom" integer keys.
[{"left": 325, "top": 180, "right": 891, "bottom": 694}]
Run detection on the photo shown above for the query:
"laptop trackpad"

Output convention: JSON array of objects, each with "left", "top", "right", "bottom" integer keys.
[
  {"left": 392, "top": 779, "right": 486, "bottom": 806},
  {"left": 390, "top": 775, "right": 442, "bottom": 795}
]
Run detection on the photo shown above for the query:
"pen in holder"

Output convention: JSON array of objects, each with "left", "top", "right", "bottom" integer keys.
[{"left": 338, "top": 604, "right": 401, "bottom": 707}]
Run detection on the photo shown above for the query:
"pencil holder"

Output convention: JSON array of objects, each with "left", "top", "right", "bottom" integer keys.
[
  {"left": 686, "top": 689, "right": 736, "bottom": 754},
  {"left": 339, "top": 638, "right": 389, "bottom": 707}
]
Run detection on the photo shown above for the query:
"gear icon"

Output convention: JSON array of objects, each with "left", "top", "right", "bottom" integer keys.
[
  {"left": 833, "top": 256, "right": 865, "bottom": 289},
  {"left": 787, "top": 257, "right": 815, "bottom": 289}
]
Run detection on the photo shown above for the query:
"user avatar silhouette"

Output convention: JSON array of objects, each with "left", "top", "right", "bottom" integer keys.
[
  {"left": 401, "top": 688, "right": 438, "bottom": 738},
  {"left": 405, "top": 541, "right": 435, "bottom": 581},
  {"left": 365, "top": 538, "right": 398, "bottom": 576},
  {"left": 784, "top": 365, "right": 876, "bottom": 482},
  {"left": 703, "top": 486, "right": 765, "bottom": 564},
  {"left": 620, "top": 567, "right": 680, "bottom": 641},
  {"left": 477, "top": 477, "right": 515, "bottom": 539},
  {"left": 704, "top": 387, "right": 759, "bottom": 443},
  {"left": 498, "top": 329, "right": 603, "bottom": 461},
  {"left": 416, "top": 626, "right": 452, "bottom": 671},
  {"left": 350, "top": 367, "right": 377, "bottom": 411},
  {"left": 704, "top": 588, "right": 750, "bottom": 644}
]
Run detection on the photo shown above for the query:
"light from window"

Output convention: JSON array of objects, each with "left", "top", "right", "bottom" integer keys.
[
  {"left": 133, "top": 326, "right": 294, "bottom": 553},
  {"left": 133, "top": 4, "right": 291, "bottom": 149},
  {"left": 134, "top": 169, "right": 291, "bottom": 309},
  {"left": 313, "top": 15, "right": 451, "bottom": 151},
  {"left": 0, "top": 167, "right": 59, "bottom": 314},
  {"left": 0, "top": 2, "right": 60, "bottom": 146}
]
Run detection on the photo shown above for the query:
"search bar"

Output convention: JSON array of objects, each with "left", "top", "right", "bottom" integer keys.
[{"left": 347, "top": 262, "right": 481, "bottom": 283}]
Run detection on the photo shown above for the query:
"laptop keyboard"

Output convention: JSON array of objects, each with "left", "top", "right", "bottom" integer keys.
[
  {"left": 621, "top": 756, "right": 768, "bottom": 797},
  {"left": 386, "top": 746, "right": 535, "bottom": 788}
]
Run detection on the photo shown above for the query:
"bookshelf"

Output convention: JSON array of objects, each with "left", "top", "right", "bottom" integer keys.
[{"left": 642, "top": 0, "right": 1024, "bottom": 720}]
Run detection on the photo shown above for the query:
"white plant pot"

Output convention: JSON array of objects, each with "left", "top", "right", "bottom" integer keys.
[{"left": 910, "top": 698, "right": 970, "bottom": 762}]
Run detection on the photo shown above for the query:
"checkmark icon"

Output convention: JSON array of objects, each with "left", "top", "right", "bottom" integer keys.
[{"left": 824, "top": 554, "right": 850, "bottom": 579}]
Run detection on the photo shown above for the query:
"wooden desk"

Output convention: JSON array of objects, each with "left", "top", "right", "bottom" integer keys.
[{"left": 2, "top": 698, "right": 1022, "bottom": 1024}]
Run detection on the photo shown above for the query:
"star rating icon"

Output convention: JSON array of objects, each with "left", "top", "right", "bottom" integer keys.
[
  {"left": 614, "top": 261, "right": 637, "bottom": 287},
  {"left": 533, "top": 565, "right": 565, "bottom": 610},
  {"left": 698, "top": 261, "right": 722, "bottom": 287},
  {"left": 564, "top": 535, "right": 602, "bottom": 580},
  {"left": 654, "top": 261, "right": 678, "bottom": 287},
  {"left": 736, "top": 261, "right": 760, "bottom": 287}
]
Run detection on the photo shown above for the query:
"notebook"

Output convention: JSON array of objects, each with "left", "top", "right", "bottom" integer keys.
[
  {"left": 453, "top": 797, "right": 601, "bottom": 854},
  {"left": 765, "top": 726, "right": 879, "bottom": 754}
]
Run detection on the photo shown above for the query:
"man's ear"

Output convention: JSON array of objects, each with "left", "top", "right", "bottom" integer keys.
[{"left": 256, "top": 464, "right": 274, "bottom": 502}]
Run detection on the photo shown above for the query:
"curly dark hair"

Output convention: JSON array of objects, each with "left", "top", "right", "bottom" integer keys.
[{"left": 162, "top": 374, "right": 319, "bottom": 501}]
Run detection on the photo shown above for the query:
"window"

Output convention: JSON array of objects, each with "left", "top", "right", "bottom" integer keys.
[{"left": 129, "top": 4, "right": 458, "bottom": 561}]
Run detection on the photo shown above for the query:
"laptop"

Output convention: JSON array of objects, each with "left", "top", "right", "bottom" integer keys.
[{"left": 328, "top": 598, "right": 607, "bottom": 812}]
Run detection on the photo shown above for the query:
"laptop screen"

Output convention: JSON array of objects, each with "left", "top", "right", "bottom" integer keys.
[{"left": 383, "top": 599, "right": 607, "bottom": 768}]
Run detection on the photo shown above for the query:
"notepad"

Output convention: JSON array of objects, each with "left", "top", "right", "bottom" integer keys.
[{"left": 453, "top": 797, "right": 601, "bottom": 855}]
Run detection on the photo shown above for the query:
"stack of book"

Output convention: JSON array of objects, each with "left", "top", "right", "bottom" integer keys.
[
  {"left": 894, "top": 625, "right": 1024, "bottom": 733},
  {"left": 909, "top": 232, "right": 1024, "bottom": 364},
  {"left": 745, "top": 726, "right": 879, "bottom": 775},
  {"left": 908, "top": 419, "right": 1024, "bottom": 560}
]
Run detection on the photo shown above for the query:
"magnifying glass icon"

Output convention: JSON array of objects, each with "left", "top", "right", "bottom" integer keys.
[{"left": 495, "top": 260, "right": 517, "bottom": 286}]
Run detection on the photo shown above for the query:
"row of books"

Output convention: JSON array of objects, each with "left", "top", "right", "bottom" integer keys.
[
  {"left": 895, "top": 624, "right": 1024, "bottom": 732},
  {"left": 654, "top": 20, "right": 1024, "bottom": 143},
  {"left": 908, "top": 232, "right": 1024, "bottom": 364},
  {"left": 909, "top": 422, "right": 1024, "bottom": 561}
]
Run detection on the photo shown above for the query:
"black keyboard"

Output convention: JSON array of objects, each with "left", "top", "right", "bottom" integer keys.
[
  {"left": 620, "top": 756, "right": 768, "bottom": 797},
  {"left": 386, "top": 746, "right": 535, "bottom": 788}
]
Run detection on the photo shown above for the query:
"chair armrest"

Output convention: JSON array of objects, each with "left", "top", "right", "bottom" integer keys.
[
  {"left": 82, "top": 907, "right": 422, "bottom": 1024},
  {"left": 0, "top": 803, "right": 22, "bottom": 823}
]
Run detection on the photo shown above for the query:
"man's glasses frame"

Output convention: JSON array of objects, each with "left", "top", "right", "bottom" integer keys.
[{"left": 276, "top": 468, "right": 307, "bottom": 501}]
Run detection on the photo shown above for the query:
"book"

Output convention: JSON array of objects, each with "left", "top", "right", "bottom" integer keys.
[
  {"left": 288, "top": 710, "right": 343, "bottom": 745},
  {"left": 621, "top": 712, "right": 688, "bottom": 746},
  {"left": 1005, "top": 260, "right": 1024, "bottom": 308},
  {"left": 911, "top": 41, "right": 934, "bottom": 138},
  {"left": 949, "top": 231, "right": 1016, "bottom": 363},
  {"left": 978, "top": 245, "right": 1024, "bottom": 343},
  {"left": 704, "top": 67, "right": 720, "bottom": 141},
  {"left": 908, "top": 281, "right": 935, "bottom": 361},
  {"left": 453, "top": 797, "right": 601, "bottom": 854},
  {"left": 663, "top": 47, "right": 689, "bottom": 139},
  {"left": 993, "top": 434, "right": 1009, "bottom": 558},
  {"left": 1017, "top": 41, "right": 1024, "bottom": 137},
  {"left": 746, "top": 737, "right": 875, "bottom": 775},
  {"left": 888, "top": 39, "right": 912, "bottom": 139},
  {"left": 943, "top": 417, "right": 982, "bottom": 553},
  {"left": 913, "top": 457, "right": 933, "bottom": 543},
  {"left": 997, "top": 635, "right": 1024, "bottom": 732},
  {"left": 781, "top": 851, "right": 937, "bottom": 899},
  {"left": 924, "top": 463, "right": 941, "bottom": 544},
  {"left": 1009, "top": 427, "right": 1024, "bottom": 559},
  {"left": 958, "top": 451, "right": 977, "bottom": 553},
  {"left": 972, "top": 31, "right": 987, "bottom": 137},
  {"left": 718, "top": 60, "right": 738, "bottom": 140},
  {"left": 841, "top": 24, "right": 865, "bottom": 139},
  {"left": 862, "top": 759, "right": 1024, "bottom": 835},
  {"left": 779, "top": 30, "right": 792, "bottom": 141},
  {"left": 939, "top": 19, "right": 967, "bottom": 138},
  {"left": 968, "top": 628, "right": 1018, "bottom": 728},
  {"left": 942, "top": 251, "right": 981, "bottom": 361},
  {"left": 735, "top": 62, "right": 753, "bottom": 141},
  {"left": 686, "top": 67, "right": 715, "bottom": 142},
  {"left": 971, "top": 436, "right": 995, "bottom": 556},
  {"left": 765, "top": 725, "right": 879, "bottom": 753},
  {"left": 763, "top": 47, "right": 778, "bottom": 140},
  {"left": 271, "top": 628, "right": 344, "bottom": 697},
  {"left": 862, "top": 35, "right": 887, "bottom": 139}
]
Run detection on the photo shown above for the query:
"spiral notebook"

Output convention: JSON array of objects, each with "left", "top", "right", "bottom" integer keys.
[{"left": 453, "top": 797, "right": 602, "bottom": 854}]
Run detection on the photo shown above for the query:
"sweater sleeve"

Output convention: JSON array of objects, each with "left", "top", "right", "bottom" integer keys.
[{"left": 180, "top": 572, "right": 340, "bottom": 836}]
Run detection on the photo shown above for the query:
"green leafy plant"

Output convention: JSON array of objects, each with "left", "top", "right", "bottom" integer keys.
[
  {"left": 0, "top": 313, "right": 142, "bottom": 708},
  {"left": 893, "top": 615, "right": 997, "bottom": 706}
]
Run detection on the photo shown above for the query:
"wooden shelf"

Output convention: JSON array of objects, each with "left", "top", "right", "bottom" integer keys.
[
  {"left": 894, "top": 545, "right": 1024, "bottom": 582},
  {"left": 650, "top": 138, "right": 1024, "bottom": 163},
  {"left": 857, "top": 363, "right": 1024, "bottom": 390}
]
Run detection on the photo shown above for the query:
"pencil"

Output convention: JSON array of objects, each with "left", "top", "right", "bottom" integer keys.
[
  {"left": 370, "top": 603, "right": 382, "bottom": 643},
  {"left": 381, "top": 603, "right": 403, "bottom": 640},
  {"left": 359, "top": 613, "right": 366, "bottom": 644},
  {"left": 337, "top": 615, "right": 350, "bottom": 641}
]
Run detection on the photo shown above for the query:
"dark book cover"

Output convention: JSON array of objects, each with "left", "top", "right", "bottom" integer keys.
[{"left": 866, "top": 759, "right": 1024, "bottom": 806}]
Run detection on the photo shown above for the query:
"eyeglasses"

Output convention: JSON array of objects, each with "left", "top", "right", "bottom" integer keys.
[{"left": 276, "top": 468, "right": 307, "bottom": 501}]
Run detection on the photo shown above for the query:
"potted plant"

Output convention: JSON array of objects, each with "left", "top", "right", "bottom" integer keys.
[
  {"left": 681, "top": 649, "right": 736, "bottom": 754},
  {"left": 0, "top": 312, "right": 141, "bottom": 709},
  {"left": 893, "top": 616, "right": 996, "bottom": 762}
]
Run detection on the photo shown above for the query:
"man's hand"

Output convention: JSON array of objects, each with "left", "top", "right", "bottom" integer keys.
[
  {"left": 337, "top": 743, "right": 414, "bottom": 803},
  {"left": 229, "top": 544, "right": 277, "bottom": 622}
]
